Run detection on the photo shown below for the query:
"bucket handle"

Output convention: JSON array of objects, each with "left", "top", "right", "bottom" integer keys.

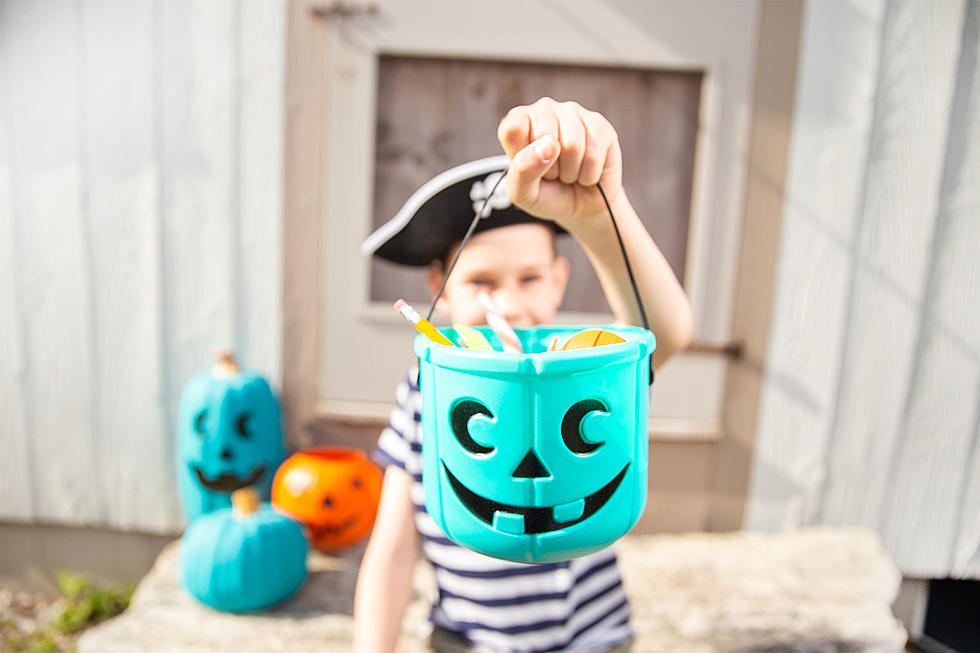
[{"left": 425, "top": 168, "right": 655, "bottom": 386}]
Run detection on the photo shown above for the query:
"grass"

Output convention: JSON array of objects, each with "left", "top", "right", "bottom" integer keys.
[{"left": 0, "top": 572, "right": 135, "bottom": 653}]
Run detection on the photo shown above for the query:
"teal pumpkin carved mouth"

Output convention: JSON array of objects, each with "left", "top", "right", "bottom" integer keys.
[
  {"left": 442, "top": 462, "right": 629, "bottom": 534},
  {"left": 193, "top": 464, "right": 267, "bottom": 493}
]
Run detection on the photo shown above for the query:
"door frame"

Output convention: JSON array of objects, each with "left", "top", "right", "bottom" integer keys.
[{"left": 281, "top": 0, "right": 803, "bottom": 530}]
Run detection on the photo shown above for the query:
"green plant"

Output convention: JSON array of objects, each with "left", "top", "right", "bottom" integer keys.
[
  {"left": 52, "top": 572, "right": 134, "bottom": 634},
  {"left": 0, "top": 573, "right": 134, "bottom": 653}
]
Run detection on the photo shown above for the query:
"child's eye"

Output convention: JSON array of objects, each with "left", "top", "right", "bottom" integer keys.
[
  {"left": 470, "top": 279, "right": 493, "bottom": 288},
  {"left": 521, "top": 275, "right": 542, "bottom": 284}
]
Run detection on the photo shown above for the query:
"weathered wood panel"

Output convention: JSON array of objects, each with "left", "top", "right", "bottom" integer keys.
[
  {"left": 815, "top": 0, "right": 965, "bottom": 528},
  {"left": 158, "top": 0, "right": 238, "bottom": 432},
  {"left": 881, "top": 0, "right": 980, "bottom": 578},
  {"left": 943, "top": 2, "right": 980, "bottom": 582},
  {"left": 0, "top": 14, "right": 34, "bottom": 521},
  {"left": 78, "top": 0, "right": 172, "bottom": 531},
  {"left": 238, "top": 0, "right": 285, "bottom": 384},
  {"left": 747, "top": 0, "right": 980, "bottom": 579},
  {"left": 1, "top": 0, "right": 104, "bottom": 524},
  {"left": 745, "top": 0, "right": 886, "bottom": 530},
  {"left": 0, "top": 0, "right": 285, "bottom": 533}
]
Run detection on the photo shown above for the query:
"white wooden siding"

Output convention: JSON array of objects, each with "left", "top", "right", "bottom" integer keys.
[
  {"left": 0, "top": 0, "right": 285, "bottom": 533},
  {"left": 896, "top": 0, "right": 980, "bottom": 578},
  {"left": 2, "top": 0, "right": 977, "bottom": 582},
  {"left": 747, "top": 0, "right": 980, "bottom": 579}
]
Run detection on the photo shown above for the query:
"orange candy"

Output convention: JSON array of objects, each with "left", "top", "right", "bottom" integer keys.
[{"left": 560, "top": 329, "right": 626, "bottom": 350}]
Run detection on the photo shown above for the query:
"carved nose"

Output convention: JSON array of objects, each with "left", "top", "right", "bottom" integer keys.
[{"left": 512, "top": 450, "right": 550, "bottom": 478}]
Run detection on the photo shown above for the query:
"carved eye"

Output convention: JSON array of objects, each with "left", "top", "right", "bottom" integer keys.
[
  {"left": 235, "top": 413, "right": 252, "bottom": 439},
  {"left": 194, "top": 410, "right": 207, "bottom": 437},
  {"left": 561, "top": 399, "right": 607, "bottom": 454},
  {"left": 451, "top": 400, "right": 495, "bottom": 455}
]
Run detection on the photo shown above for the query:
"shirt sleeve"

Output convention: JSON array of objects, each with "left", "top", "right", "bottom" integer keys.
[{"left": 373, "top": 371, "right": 422, "bottom": 472}]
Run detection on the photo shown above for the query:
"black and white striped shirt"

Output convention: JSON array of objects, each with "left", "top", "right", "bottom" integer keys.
[{"left": 375, "top": 373, "right": 633, "bottom": 653}]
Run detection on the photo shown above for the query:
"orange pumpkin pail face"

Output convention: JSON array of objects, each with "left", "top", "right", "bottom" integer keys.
[{"left": 271, "top": 447, "right": 383, "bottom": 551}]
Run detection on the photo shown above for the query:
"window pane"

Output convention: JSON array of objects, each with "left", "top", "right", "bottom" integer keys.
[{"left": 370, "top": 57, "right": 700, "bottom": 313}]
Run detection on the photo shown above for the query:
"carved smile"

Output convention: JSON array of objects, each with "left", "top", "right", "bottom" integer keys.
[
  {"left": 443, "top": 462, "right": 629, "bottom": 534},
  {"left": 310, "top": 518, "right": 357, "bottom": 539},
  {"left": 193, "top": 465, "right": 267, "bottom": 493}
]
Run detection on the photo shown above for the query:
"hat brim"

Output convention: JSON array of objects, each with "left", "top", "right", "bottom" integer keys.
[{"left": 361, "top": 155, "right": 563, "bottom": 267}]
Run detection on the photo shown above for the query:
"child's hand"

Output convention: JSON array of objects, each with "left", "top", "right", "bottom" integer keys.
[{"left": 497, "top": 97, "right": 623, "bottom": 231}]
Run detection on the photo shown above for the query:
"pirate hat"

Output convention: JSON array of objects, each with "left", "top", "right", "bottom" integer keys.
[{"left": 361, "top": 155, "right": 563, "bottom": 266}]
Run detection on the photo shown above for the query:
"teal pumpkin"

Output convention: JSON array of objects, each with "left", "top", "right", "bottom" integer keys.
[
  {"left": 177, "top": 351, "right": 285, "bottom": 523},
  {"left": 179, "top": 488, "right": 308, "bottom": 612}
]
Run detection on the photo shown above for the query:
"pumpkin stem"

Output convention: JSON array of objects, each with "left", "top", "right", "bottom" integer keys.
[
  {"left": 213, "top": 349, "right": 240, "bottom": 378},
  {"left": 232, "top": 487, "right": 260, "bottom": 519}
]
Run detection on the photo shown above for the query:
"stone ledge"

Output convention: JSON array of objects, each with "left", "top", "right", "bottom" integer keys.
[
  {"left": 78, "top": 528, "right": 906, "bottom": 652},
  {"left": 618, "top": 529, "right": 906, "bottom": 653}
]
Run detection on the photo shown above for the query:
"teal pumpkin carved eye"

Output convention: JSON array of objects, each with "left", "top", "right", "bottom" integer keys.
[
  {"left": 561, "top": 399, "right": 607, "bottom": 454},
  {"left": 194, "top": 410, "right": 208, "bottom": 437},
  {"left": 451, "top": 400, "right": 494, "bottom": 455},
  {"left": 236, "top": 413, "right": 252, "bottom": 439}
]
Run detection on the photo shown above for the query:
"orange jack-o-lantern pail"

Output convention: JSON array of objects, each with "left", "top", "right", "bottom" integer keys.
[{"left": 271, "top": 447, "right": 383, "bottom": 551}]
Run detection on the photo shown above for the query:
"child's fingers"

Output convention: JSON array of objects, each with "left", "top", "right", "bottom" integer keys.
[
  {"left": 506, "top": 135, "right": 560, "bottom": 207},
  {"left": 579, "top": 110, "right": 619, "bottom": 187},
  {"left": 555, "top": 102, "right": 587, "bottom": 185},
  {"left": 497, "top": 108, "right": 532, "bottom": 160},
  {"left": 527, "top": 102, "right": 561, "bottom": 181}
]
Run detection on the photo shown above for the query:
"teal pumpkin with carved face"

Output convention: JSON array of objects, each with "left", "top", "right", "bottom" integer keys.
[
  {"left": 417, "top": 325, "right": 656, "bottom": 563},
  {"left": 177, "top": 352, "right": 285, "bottom": 523}
]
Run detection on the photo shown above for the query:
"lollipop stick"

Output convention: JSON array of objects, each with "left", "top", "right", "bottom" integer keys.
[{"left": 477, "top": 292, "right": 523, "bottom": 354}]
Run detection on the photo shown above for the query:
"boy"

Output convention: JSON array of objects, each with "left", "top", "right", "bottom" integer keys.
[{"left": 354, "top": 98, "right": 692, "bottom": 652}]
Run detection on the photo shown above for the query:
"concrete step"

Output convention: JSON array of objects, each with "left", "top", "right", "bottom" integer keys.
[{"left": 78, "top": 528, "right": 906, "bottom": 652}]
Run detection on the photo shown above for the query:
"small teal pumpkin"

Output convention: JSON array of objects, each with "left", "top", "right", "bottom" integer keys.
[
  {"left": 177, "top": 351, "right": 285, "bottom": 523},
  {"left": 179, "top": 487, "right": 308, "bottom": 612}
]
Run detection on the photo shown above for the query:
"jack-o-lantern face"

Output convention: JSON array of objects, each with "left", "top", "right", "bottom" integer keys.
[
  {"left": 419, "top": 327, "right": 652, "bottom": 564},
  {"left": 442, "top": 398, "right": 630, "bottom": 535},
  {"left": 177, "top": 357, "right": 284, "bottom": 524},
  {"left": 272, "top": 448, "right": 383, "bottom": 551}
]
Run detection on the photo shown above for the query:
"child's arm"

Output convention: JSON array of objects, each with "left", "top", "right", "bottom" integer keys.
[
  {"left": 498, "top": 97, "right": 692, "bottom": 367},
  {"left": 352, "top": 465, "right": 421, "bottom": 653}
]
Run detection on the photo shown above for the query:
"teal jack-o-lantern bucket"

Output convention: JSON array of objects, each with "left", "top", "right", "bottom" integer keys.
[
  {"left": 416, "top": 324, "right": 655, "bottom": 563},
  {"left": 177, "top": 351, "right": 285, "bottom": 523}
]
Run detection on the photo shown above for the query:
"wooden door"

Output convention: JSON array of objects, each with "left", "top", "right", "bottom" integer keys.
[{"left": 288, "top": 0, "right": 761, "bottom": 449}]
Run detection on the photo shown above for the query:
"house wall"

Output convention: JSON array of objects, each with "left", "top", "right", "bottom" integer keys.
[
  {"left": 744, "top": 0, "right": 980, "bottom": 580},
  {"left": 2, "top": 0, "right": 976, "bottom": 584},
  {"left": 0, "top": 0, "right": 285, "bottom": 534}
]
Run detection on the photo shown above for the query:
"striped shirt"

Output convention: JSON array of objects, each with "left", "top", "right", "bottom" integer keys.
[{"left": 375, "top": 373, "right": 633, "bottom": 653}]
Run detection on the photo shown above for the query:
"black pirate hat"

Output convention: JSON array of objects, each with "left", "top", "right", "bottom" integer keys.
[{"left": 361, "top": 155, "right": 563, "bottom": 266}]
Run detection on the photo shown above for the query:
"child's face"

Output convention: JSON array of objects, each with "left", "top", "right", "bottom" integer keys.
[{"left": 427, "top": 223, "right": 569, "bottom": 328}]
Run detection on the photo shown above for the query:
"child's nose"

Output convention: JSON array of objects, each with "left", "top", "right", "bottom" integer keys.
[{"left": 491, "top": 289, "right": 528, "bottom": 325}]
